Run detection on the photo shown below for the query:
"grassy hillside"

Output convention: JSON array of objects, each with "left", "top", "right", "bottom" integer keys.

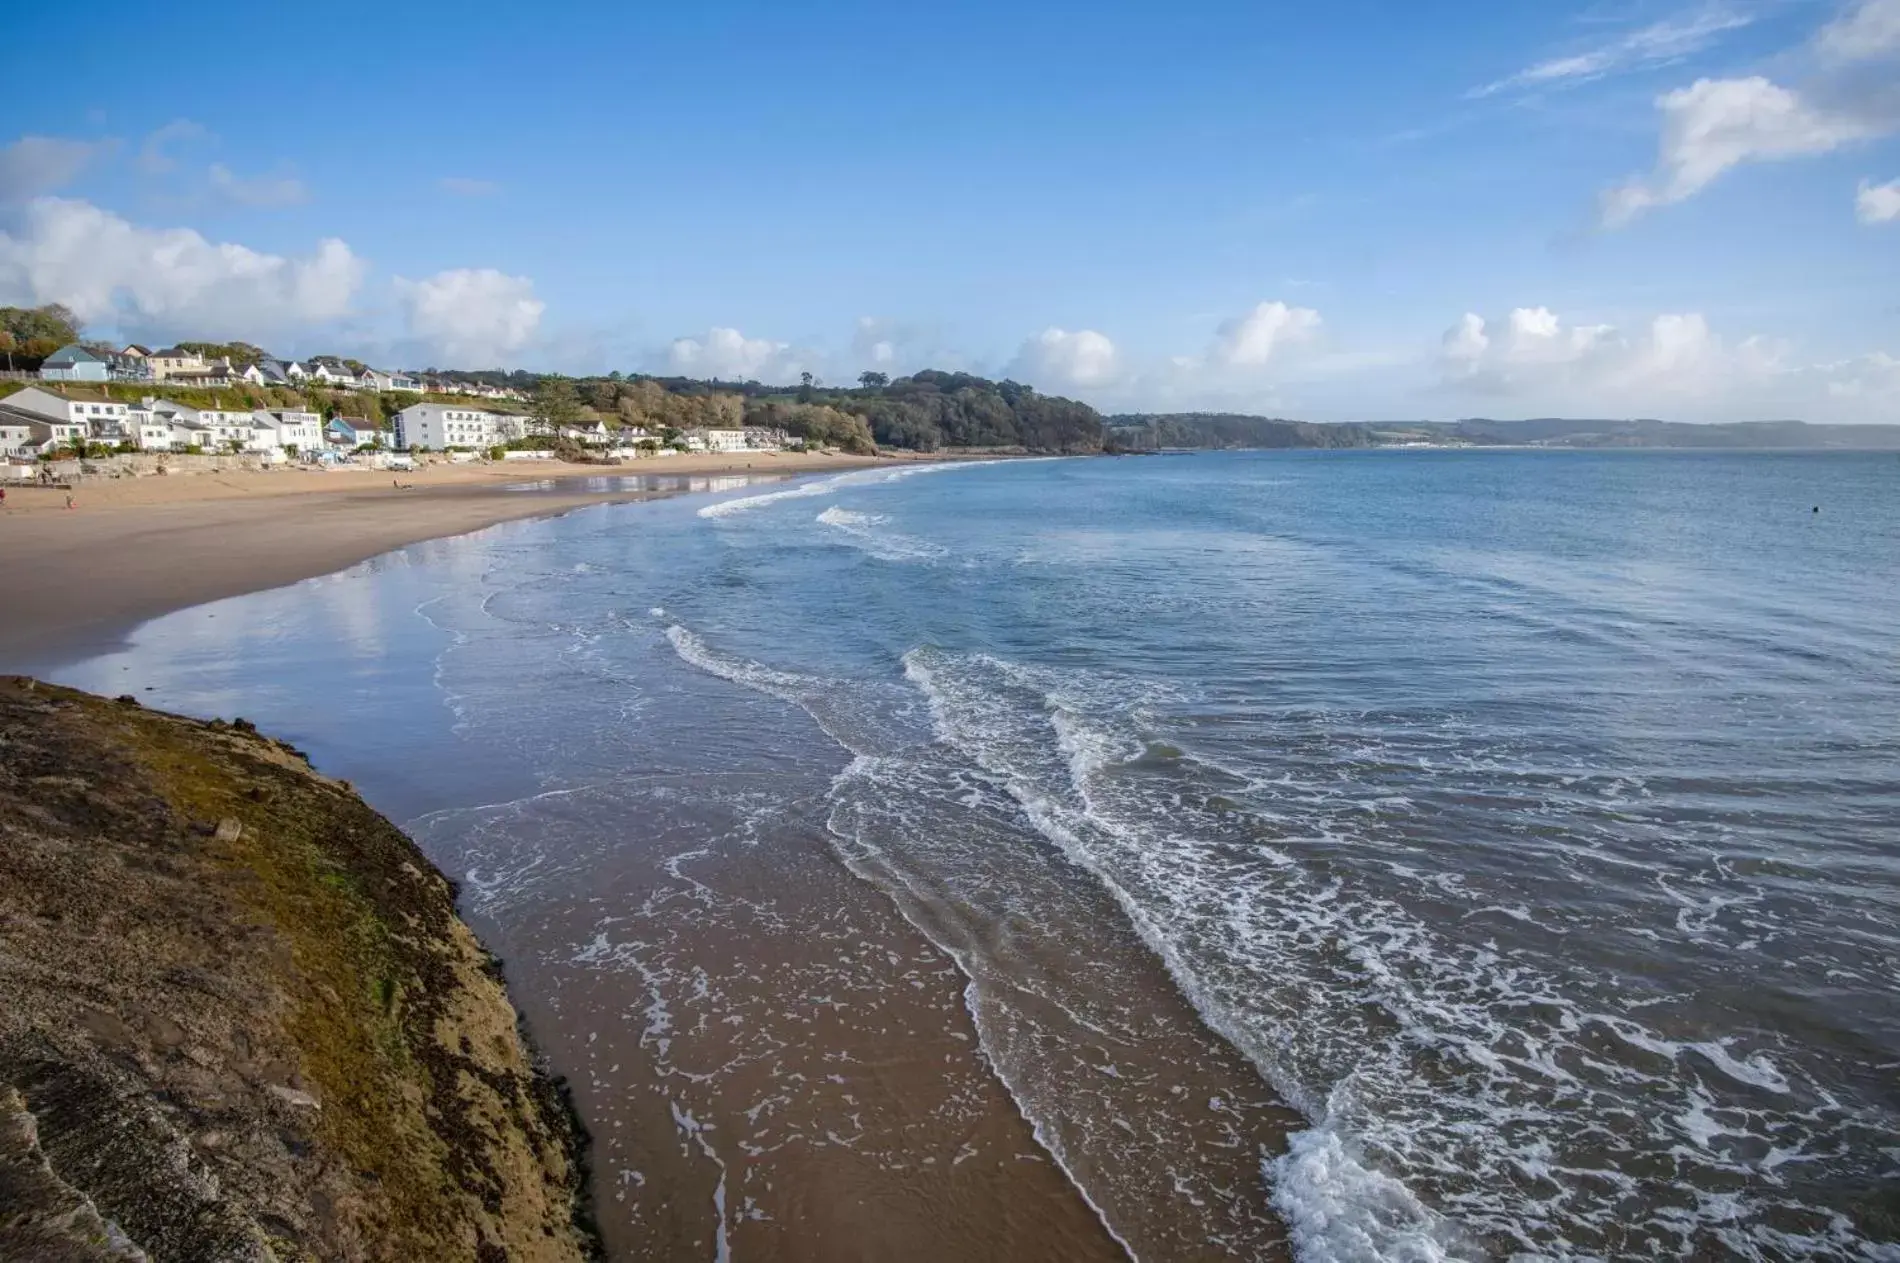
[{"left": 0, "top": 678, "right": 599, "bottom": 1261}]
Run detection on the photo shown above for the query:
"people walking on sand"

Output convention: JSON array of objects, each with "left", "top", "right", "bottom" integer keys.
[{"left": 65, "top": 494, "right": 75, "bottom": 510}]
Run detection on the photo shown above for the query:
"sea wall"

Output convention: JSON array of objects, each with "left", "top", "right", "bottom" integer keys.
[{"left": 0, "top": 678, "right": 599, "bottom": 1261}]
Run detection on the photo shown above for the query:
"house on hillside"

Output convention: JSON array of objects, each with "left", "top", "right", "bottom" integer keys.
[
  {"left": 111, "top": 345, "right": 157, "bottom": 381},
  {"left": 254, "top": 359, "right": 293, "bottom": 386},
  {"left": 168, "top": 359, "right": 246, "bottom": 387},
  {"left": 360, "top": 367, "right": 423, "bottom": 393},
  {"left": 146, "top": 348, "right": 209, "bottom": 381},
  {"left": 308, "top": 360, "right": 362, "bottom": 389},
  {"left": 38, "top": 345, "right": 111, "bottom": 383}
]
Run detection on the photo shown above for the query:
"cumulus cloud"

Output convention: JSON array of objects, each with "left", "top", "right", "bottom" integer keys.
[
  {"left": 1472, "top": 5, "right": 1753, "bottom": 98},
  {"left": 209, "top": 163, "right": 310, "bottom": 208},
  {"left": 0, "top": 197, "right": 362, "bottom": 342},
  {"left": 1602, "top": 0, "right": 1900, "bottom": 225},
  {"left": 1211, "top": 301, "right": 1322, "bottom": 367},
  {"left": 1601, "top": 77, "right": 1879, "bottom": 224},
  {"left": 665, "top": 326, "right": 809, "bottom": 381},
  {"left": 438, "top": 176, "right": 499, "bottom": 197},
  {"left": 393, "top": 267, "right": 544, "bottom": 365},
  {"left": 1438, "top": 305, "right": 1783, "bottom": 405},
  {"left": 0, "top": 136, "right": 107, "bottom": 202},
  {"left": 1858, "top": 176, "right": 1900, "bottom": 221},
  {"left": 1008, "top": 327, "right": 1122, "bottom": 389},
  {"left": 1820, "top": 350, "right": 1900, "bottom": 397}
]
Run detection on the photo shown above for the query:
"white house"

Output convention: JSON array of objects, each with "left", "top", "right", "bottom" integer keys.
[
  {"left": 120, "top": 408, "right": 178, "bottom": 451},
  {"left": 391, "top": 403, "right": 526, "bottom": 450},
  {"left": 1, "top": 387, "right": 131, "bottom": 437},
  {"left": 557, "top": 421, "right": 614, "bottom": 444},
  {"left": 0, "top": 420, "right": 39, "bottom": 456},
  {"left": 686, "top": 427, "right": 750, "bottom": 453},
  {"left": 251, "top": 409, "right": 324, "bottom": 454},
  {"left": 308, "top": 361, "right": 361, "bottom": 389},
  {"left": 360, "top": 367, "right": 424, "bottom": 393}
]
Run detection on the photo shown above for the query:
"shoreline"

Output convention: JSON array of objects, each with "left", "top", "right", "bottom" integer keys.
[
  {"left": 0, "top": 451, "right": 917, "bottom": 671},
  {"left": 21, "top": 450, "right": 1149, "bottom": 1259}
]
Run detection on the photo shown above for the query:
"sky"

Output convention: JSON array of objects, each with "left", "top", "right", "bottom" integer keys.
[{"left": 2, "top": 0, "right": 1897, "bottom": 423}]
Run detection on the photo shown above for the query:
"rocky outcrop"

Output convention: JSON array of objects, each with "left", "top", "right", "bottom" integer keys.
[{"left": 0, "top": 678, "right": 599, "bottom": 1261}]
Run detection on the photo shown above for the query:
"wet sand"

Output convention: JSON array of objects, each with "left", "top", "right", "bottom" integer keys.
[
  {"left": 0, "top": 453, "right": 888, "bottom": 667},
  {"left": 8, "top": 449, "right": 1186, "bottom": 1260}
]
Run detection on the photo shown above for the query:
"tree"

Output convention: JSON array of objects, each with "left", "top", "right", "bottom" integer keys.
[
  {"left": 531, "top": 376, "right": 582, "bottom": 435},
  {"left": 0, "top": 304, "right": 80, "bottom": 349},
  {"left": 858, "top": 371, "right": 889, "bottom": 389}
]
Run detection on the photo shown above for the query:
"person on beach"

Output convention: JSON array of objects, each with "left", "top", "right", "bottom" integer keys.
[{"left": 65, "top": 494, "right": 75, "bottom": 510}]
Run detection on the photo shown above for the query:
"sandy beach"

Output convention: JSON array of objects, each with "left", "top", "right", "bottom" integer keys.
[{"left": 0, "top": 452, "right": 898, "bottom": 668}]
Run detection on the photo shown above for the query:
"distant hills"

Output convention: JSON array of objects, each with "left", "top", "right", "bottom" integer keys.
[{"left": 1106, "top": 413, "right": 1900, "bottom": 451}]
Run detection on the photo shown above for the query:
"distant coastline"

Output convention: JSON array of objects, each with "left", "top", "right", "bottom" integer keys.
[{"left": 1106, "top": 412, "right": 1900, "bottom": 451}]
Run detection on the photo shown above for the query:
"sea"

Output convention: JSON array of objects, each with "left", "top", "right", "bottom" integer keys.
[{"left": 44, "top": 450, "right": 1900, "bottom": 1261}]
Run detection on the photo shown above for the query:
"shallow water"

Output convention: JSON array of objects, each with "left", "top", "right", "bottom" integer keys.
[{"left": 46, "top": 451, "right": 1900, "bottom": 1260}]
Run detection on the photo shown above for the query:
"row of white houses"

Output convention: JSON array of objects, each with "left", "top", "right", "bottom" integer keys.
[
  {"left": 0, "top": 388, "right": 327, "bottom": 458},
  {"left": 1, "top": 387, "right": 796, "bottom": 460}
]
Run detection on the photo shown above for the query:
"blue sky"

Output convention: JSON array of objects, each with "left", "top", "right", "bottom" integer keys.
[{"left": 3, "top": 0, "right": 1897, "bottom": 421}]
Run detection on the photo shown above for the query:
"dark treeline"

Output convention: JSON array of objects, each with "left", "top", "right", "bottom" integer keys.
[
  {"left": 1106, "top": 413, "right": 1373, "bottom": 450},
  {"left": 482, "top": 367, "right": 1107, "bottom": 454}
]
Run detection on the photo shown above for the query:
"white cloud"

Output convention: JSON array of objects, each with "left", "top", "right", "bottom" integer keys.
[
  {"left": 1472, "top": 6, "right": 1753, "bottom": 97},
  {"left": 1601, "top": 0, "right": 1900, "bottom": 225},
  {"left": 438, "top": 176, "right": 500, "bottom": 197},
  {"left": 1008, "top": 327, "right": 1121, "bottom": 389},
  {"left": 665, "top": 326, "right": 806, "bottom": 381},
  {"left": 209, "top": 163, "right": 310, "bottom": 208},
  {"left": 0, "top": 197, "right": 362, "bottom": 342},
  {"left": 1212, "top": 301, "right": 1322, "bottom": 366},
  {"left": 1816, "top": 0, "right": 1900, "bottom": 61},
  {"left": 0, "top": 136, "right": 106, "bottom": 202},
  {"left": 393, "top": 268, "right": 544, "bottom": 365},
  {"left": 1438, "top": 305, "right": 1784, "bottom": 405},
  {"left": 1820, "top": 350, "right": 1900, "bottom": 396},
  {"left": 1857, "top": 176, "right": 1900, "bottom": 221},
  {"left": 137, "top": 120, "right": 206, "bottom": 175},
  {"left": 1601, "top": 76, "right": 1879, "bottom": 224}
]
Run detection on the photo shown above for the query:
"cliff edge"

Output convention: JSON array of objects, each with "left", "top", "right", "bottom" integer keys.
[{"left": 0, "top": 677, "right": 598, "bottom": 1261}]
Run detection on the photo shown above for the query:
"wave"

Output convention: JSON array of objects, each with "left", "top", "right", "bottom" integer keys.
[
  {"left": 815, "top": 505, "right": 947, "bottom": 562},
  {"left": 696, "top": 474, "right": 850, "bottom": 518},
  {"left": 897, "top": 645, "right": 1889, "bottom": 1262}
]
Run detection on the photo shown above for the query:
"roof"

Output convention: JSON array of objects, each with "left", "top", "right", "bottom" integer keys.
[
  {"left": 5, "top": 385, "right": 121, "bottom": 411},
  {"left": 43, "top": 344, "right": 107, "bottom": 366}
]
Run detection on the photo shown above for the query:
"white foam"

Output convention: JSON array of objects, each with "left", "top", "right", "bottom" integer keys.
[
  {"left": 1270, "top": 1124, "right": 1464, "bottom": 1263},
  {"left": 697, "top": 473, "right": 850, "bottom": 517},
  {"left": 815, "top": 504, "right": 947, "bottom": 561}
]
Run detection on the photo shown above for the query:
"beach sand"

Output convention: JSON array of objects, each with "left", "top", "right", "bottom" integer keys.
[
  {"left": 2, "top": 448, "right": 1150, "bottom": 1260},
  {"left": 0, "top": 452, "right": 891, "bottom": 666}
]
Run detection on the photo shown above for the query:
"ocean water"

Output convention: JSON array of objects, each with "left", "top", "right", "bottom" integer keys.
[{"left": 46, "top": 451, "right": 1900, "bottom": 1260}]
